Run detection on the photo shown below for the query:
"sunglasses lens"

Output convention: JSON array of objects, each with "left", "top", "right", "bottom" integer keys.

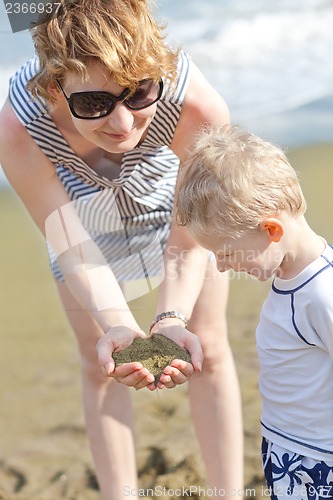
[
  {"left": 71, "top": 92, "right": 114, "bottom": 118},
  {"left": 125, "top": 80, "right": 162, "bottom": 110},
  {"left": 68, "top": 80, "right": 162, "bottom": 119}
]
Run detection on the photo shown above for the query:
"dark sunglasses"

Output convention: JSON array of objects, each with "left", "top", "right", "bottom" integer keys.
[{"left": 56, "top": 78, "right": 164, "bottom": 120}]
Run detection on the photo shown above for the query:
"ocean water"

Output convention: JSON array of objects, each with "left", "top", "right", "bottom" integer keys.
[
  {"left": 156, "top": 0, "right": 333, "bottom": 146},
  {"left": 0, "top": 0, "right": 332, "bottom": 185}
]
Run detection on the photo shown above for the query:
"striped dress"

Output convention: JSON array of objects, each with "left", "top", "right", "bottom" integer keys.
[{"left": 8, "top": 52, "right": 191, "bottom": 286}]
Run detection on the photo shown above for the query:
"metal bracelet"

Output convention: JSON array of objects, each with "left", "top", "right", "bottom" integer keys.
[{"left": 149, "top": 311, "right": 188, "bottom": 334}]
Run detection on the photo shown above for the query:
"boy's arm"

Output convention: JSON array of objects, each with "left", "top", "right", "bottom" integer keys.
[{"left": 309, "top": 288, "right": 333, "bottom": 360}]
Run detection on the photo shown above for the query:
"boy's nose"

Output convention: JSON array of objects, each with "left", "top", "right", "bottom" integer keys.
[{"left": 216, "top": 261, "right": 231, "bottom": 274}]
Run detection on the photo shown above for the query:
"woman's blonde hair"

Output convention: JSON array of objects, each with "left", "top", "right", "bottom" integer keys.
[
  {"left": 27, "top": 0, "right": 179, "bottom": 103},
  {"left": 176, "top": 125, "right": 306, "bottom": 239}
]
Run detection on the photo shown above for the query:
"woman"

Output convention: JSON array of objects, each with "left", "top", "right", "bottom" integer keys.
[{"left": 0, "top": 0, "right": 243, "bottom": 498}]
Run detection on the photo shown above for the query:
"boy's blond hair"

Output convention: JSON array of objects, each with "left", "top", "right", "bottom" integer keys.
[
  {"left": 176, "top": 125, "right": 306, "bottom": 239},
  {"left": 27, "top": 0, "right": 179, "bottom": 103}
]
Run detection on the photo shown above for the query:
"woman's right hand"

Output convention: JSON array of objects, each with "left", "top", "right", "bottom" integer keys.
[{"left": 96, "top": 326, "right": 157, "bottom": 390}]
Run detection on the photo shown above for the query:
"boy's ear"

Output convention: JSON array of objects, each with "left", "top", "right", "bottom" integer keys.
[{"left": 260, "top": 218, "right": 284, "bottom": 242}]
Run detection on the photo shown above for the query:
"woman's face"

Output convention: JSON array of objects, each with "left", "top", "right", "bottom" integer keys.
[{"left": 59, "top": 62, "right": 158, "bottom": 152}]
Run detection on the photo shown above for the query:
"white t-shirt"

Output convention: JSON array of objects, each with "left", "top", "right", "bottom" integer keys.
[{"left": 257, "top": 244, "right": 333, "bottom": 461}]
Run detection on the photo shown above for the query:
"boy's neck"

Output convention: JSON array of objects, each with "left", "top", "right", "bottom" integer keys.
[{"left": 277, "top": 216, "right": 325, "bottom": 280}]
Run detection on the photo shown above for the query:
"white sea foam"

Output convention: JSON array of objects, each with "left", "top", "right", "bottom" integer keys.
[{"left": 157, "top": 1, "right": 333, "bottom": 120}]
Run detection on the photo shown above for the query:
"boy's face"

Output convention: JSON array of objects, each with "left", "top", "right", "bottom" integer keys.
[{"left": 189, "top": 225, "right": 285, "bottom": 281}]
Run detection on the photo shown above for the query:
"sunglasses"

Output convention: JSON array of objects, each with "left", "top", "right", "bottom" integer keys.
[{"left": 56, "top": 78, "right": 164, "bottom": 120}]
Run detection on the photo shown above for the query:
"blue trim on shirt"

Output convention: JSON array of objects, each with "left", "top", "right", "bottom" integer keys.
[
  {"left": 261, "top": 421, "right": 333, "bottom": 455},
  {"left": 272, "top": 264, "right": 332, "bottom": 294},
  {"left": 290, "top": 293, "right": 316, "bottom": 346}
]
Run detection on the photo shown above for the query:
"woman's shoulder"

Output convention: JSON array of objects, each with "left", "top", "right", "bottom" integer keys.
[
  {"left": 9, "top": 57, "right": 47, "bottom": 126},
  {"left": 161, "top": 50, "right": 191, "bottom": 106},
  {"left": 140, "top": 51, "right": 191, "bottom": 149}
]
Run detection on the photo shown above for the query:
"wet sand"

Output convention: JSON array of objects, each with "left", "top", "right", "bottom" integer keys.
[{"left": 0, "top": 143, "right": 332, "bottom": 499}]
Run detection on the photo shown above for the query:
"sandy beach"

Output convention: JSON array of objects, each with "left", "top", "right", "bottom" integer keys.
[{"left": 0, "top": 141, "right": 333, "bottom": 499}]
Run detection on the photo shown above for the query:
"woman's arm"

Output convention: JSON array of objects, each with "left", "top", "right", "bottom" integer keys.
[
  {"left": 0, "top": 99, "right": 152, "bottom": 385},
  {"left": 151, "top": 63, "right": 231, "bottom": 387},
  {"left": 158, "top": 62, "right": 230, "bottom": 317}
]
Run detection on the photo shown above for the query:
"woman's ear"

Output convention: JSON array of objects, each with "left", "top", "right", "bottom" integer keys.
[
  {"left": 259, "top": 218, "right": 284, "bottom": 242},
  {"left": 47, "top": 82, "right": 61, "bottom": 100}
]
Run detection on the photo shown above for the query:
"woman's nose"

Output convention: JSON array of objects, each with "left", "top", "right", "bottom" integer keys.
[{"left": 106, "top": 102, "right": 134, "bottom": 132}]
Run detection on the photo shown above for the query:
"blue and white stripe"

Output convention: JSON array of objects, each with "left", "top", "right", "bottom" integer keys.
[{"left": 9, "top": 51, "right": 191, "bottom": 282}]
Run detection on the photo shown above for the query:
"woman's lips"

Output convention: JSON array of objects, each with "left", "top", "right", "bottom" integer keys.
[{"left": 102, "top": 131, "right": 131, "bottom": 140}]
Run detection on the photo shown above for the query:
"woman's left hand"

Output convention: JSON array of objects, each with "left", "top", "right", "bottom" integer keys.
[{"left": 153, "top": 325, "right": 203, "bottom": 389}]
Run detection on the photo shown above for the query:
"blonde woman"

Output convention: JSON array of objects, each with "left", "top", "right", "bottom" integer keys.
[{"left": 0, "top": 1, "right": 243, "bottom": 498}]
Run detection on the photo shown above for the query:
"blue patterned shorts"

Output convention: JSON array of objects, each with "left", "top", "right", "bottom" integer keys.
[{"left": 262, "top": 438, "right": 333, "bottom": 499}]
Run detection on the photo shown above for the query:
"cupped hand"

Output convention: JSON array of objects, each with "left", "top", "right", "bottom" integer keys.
[
  {"left": 111, "top": 362, "right": 156, "bottom": 390},
  {"left": 96, "top": 326, "right": 156, "bottom": 390},
  {"left": 153, "top": 325, "right": 204, "bottom": 389}
]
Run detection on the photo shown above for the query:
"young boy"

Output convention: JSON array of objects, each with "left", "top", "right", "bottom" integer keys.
[{"left": 176, "top": 125, "right": 333, "bottom": 499}]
